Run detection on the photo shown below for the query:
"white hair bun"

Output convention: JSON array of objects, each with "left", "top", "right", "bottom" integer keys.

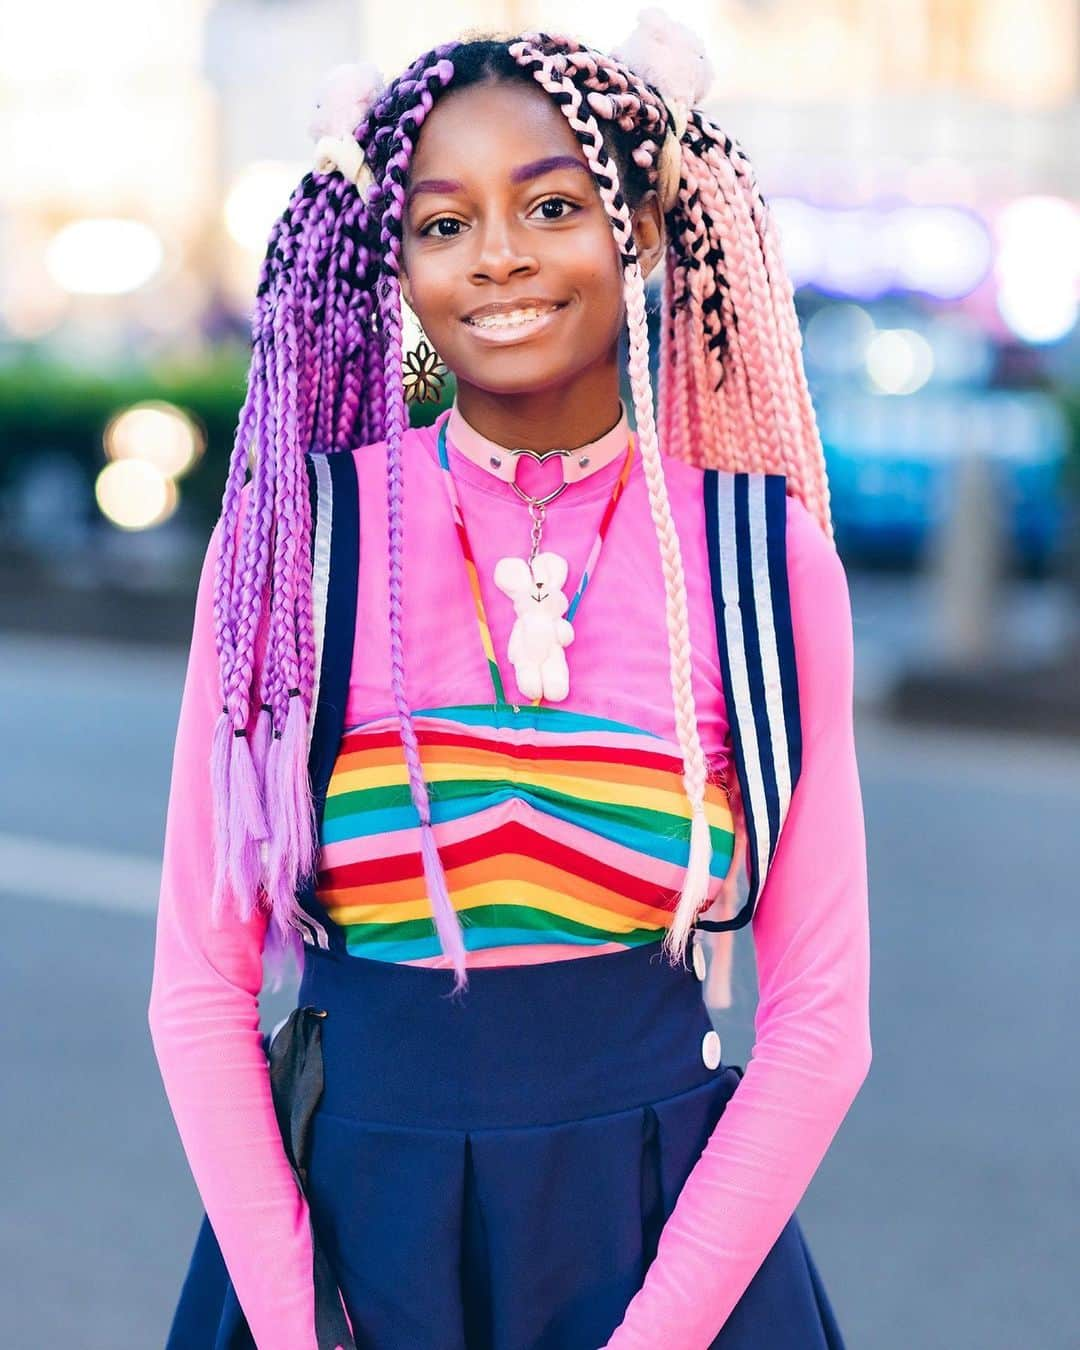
[
  {"left": 307, "top": 61, "right": 386, "bottom": 141},
  {"left": 612, "top": 5, "right": 714, "bottom": 109},
  {"left": 308, "top": 61, "right": 386, "bottom": 191}
]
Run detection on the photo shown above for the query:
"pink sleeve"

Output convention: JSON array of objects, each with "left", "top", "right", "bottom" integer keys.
[
  {"left": 146, "top": 495, "right": 318, "bottom": 1350},
  {"left": 604, "top": 494, "right": 873, "bottom": 1348}
]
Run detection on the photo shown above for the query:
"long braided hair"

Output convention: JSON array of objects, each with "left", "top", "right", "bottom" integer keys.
[{"left": 208, "top": 30, "right": 831, "bottom": 999}]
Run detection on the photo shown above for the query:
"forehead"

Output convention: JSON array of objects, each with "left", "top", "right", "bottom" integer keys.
[{"left": 408, "top": 79, "right": 589, "bottom": 182}]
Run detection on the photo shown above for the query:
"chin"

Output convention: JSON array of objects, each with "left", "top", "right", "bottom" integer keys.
[{"left": 452, "top": 362, "right": 577, "bottom": 398}]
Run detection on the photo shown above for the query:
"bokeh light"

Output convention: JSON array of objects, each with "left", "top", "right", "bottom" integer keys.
[
  {"left": 103, "top": 401, "right": 206, "bottom": 480},
  {"left": 994, "top": 195, "right": 1080, "bottom": 343},
  {"left": 771, "top": 199, "right": 993, "bottom": 301},
  {"left": 865, "top": 328, "right": 935, "bottom": 394},
  {"left": 45, "top": 218, "right": 164, "bottom": 296},
  {"left": 94, "top": 458, "right": 179, "bottom": 531},
  {"left": 803, "top": 303, "right": 876, "bottom": 377},
  {"left": 224, "top": 161, "right": 302, "bottom": 254}
]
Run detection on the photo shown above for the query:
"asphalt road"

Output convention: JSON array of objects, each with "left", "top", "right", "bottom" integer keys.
[{"left": 0, "top": 622, "right": 1076, "bottom": 1349}]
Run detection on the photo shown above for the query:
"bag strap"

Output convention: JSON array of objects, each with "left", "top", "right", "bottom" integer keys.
[
  {"left": 267, "top": 1009, "right": 358, "bottom": 1350},
  {"left": 694, "top": 469, "right": 803, "bottom": 933},
  {"left": 291, "top": 449, "right": 361, "bottom": 954},
  {"left": 304, "top": 449, "right": 361, "bottom": 833}
]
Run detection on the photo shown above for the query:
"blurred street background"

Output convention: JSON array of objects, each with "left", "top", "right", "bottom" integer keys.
[{"left": 1, "top": 0, "right": 1078, "bottom": 1347}]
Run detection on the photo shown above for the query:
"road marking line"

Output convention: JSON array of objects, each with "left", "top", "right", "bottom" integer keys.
[{"left": 0, "top": 833, "right": 161, "bottom": 915}]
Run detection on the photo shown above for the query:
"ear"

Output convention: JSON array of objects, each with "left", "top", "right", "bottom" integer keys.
[
  {"left": 399, "top": 267, "right": 413, "bottom": 310},
  {"left": 494, "top": 556, "right": 531, "bottom": 596},
  {"left": 632, "top": 189, "right": 665, "bottom": 281},
  {"left": 534, "top": 552, "right": 568, "bottom": 589}
]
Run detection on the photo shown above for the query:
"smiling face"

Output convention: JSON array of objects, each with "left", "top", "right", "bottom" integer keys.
[{"left": 398, "top": 77, "right": 663, "bottom": 442}]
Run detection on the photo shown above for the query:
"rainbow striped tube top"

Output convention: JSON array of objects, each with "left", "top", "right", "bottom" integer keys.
[{"left": 314, "top": 703, "right": 735, "bottom": 966}]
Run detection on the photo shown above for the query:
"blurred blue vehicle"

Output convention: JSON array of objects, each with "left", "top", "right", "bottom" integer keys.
[{"left": 815, "top": 387, "right": 1068, "bottom": 573}]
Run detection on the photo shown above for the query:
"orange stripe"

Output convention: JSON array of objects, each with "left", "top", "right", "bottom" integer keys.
[
  {"left": 333, "top": 741, "right": 720, "bottom": 798},
  {"left": 318, "top": 849, "right": 677, "bottom": 925}
]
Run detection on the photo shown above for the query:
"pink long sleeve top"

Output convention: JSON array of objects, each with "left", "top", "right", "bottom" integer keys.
[{"left": 147, "top": 404, "right": 872, "bottom": 1349}]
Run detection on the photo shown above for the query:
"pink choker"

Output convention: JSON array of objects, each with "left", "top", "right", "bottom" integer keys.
[{"left": 445, "top": 401, "right": 631, "bottom": 497}]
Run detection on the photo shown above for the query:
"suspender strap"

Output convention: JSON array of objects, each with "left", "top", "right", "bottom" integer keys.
[
  {"left": 304, "top": 449, "right": 360, "bottom": 833},
  {"left": 696, "top": 470, "right": 803, "bottom": 933}
]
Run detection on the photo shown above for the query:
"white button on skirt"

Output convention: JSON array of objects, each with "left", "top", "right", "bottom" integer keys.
[{"left": 701, "top": 1028, "right": 722, "bottom": 1070}]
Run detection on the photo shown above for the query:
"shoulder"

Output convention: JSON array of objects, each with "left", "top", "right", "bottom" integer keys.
[
  {"left": 779, "top": 488, "right": 849, "bottom": 616},
  {"left": 694, "top": 466, "right": 850, "bottom": 648},
  {"left": 303, "top": 426, "right": 430, "bottom": 474},
  {"left": 777, "top": 490, "right": 855, "bottom": 714},
  {"left": 302, "top": 438, "right": 388, "bottom": 498},
  {"left": 697, "top": 465, "right": 844, "bottom": 593}
]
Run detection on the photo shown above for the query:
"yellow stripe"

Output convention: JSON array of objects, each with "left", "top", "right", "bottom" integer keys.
[
  {"left": 328, "top": 761, "right": 734, "bottom": 831},
  {"left": 320, "top": 850, "right": 682, "bottom": 925},
  {"left": 325, "top": 875, "right": 679, "bottom": 934}
]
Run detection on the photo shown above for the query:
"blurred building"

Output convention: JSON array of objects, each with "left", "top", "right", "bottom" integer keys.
[
  {"left": 2, "top": 0, "right": 1076, "bottom": 349},
  {"left": 1, "top": 0, "right": 1077, "bottom": 562}
]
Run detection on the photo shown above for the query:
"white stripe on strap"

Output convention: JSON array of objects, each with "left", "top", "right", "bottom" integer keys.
[
  {"left": 308, "top": 453, "right": 334, "bottom": 757},
  {"left": 716, "top": 473, "right": 772, "bottom": 901},
  {"left": 747, "top": 473, "right": 793, "bottom": 832}
]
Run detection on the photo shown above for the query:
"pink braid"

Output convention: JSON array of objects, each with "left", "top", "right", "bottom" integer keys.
[{"left": 509, "top": 36, "right": 715, "bottom": 971}]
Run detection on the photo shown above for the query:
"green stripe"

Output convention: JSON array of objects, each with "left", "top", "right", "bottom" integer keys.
[
  {"left": 325, "top": 777, "right": 728, "bottom": 843},
  {"left": 336, "top": 903, "right": 666, "bottom": 946}
]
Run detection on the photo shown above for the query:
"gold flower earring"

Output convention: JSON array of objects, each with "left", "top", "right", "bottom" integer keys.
[{"left": 402, "top": 337, "right": 448, "bottom": 404}]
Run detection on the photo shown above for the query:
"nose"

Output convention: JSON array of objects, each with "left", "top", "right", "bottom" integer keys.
[{"left": 468, "top": 214, "right": 539, "bottom": 285}]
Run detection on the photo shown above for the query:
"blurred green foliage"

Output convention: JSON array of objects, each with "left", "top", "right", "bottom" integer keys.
[{"left": 0, "top": 347, "right": 455, "bottom": 529}]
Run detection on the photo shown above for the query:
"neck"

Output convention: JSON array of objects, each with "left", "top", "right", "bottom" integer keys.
[{"left": 453, "top": 366, "right": 623, "bottom": 452}]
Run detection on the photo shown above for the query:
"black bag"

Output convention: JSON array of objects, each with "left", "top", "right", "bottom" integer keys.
[{"left": 266, "top": 1005, "right": 357, "bottom": 1350}]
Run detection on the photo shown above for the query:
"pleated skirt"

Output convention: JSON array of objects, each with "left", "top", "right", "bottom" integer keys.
[{"left": 165, "top": 940, "right": 845, "bottom": 1350}]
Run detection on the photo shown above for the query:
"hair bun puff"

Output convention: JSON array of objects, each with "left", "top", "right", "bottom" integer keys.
[
  {"left": 611, "top": 5, "right": 714, "bottom": 114},
  {"left": 308, "top": 61, "right": 386, "bottom": 140},
  {"left": 308, "top": 61, "right": 386, "bottom": 191}
]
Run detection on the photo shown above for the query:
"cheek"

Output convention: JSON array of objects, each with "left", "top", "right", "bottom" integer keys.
[
  {"left": 399, "top": 251, "right": 454, "bottom": 324},
  {"left": 573, "top": 239, "right": 625, "bottom": 308},
  {"left": 576, "top": 256, "right": 627, "bottom": 338}
]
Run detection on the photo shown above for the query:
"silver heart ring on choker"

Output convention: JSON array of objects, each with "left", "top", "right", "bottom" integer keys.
[{"left": 484, "top": 444, "right": 604, "bottom": 506}]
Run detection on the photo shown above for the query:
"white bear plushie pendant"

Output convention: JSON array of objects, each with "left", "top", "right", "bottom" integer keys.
[{"left": 493, "top": 552, "right": 575, "bottom": 702}]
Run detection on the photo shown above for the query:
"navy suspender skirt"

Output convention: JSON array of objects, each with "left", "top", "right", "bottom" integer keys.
[{"left": 161, "top": 461, "right": 846, "bottom": 1349}]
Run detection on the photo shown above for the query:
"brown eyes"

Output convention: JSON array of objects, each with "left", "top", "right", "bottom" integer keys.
[
  {"left": 423, "top": 217, "right": 464, "bottom": 239},
  {"left": 537, "top": 197, "right": 575, "bottom": 220},
  {"left": 417, "top": 195, "right": 580, "bottom": 238}
]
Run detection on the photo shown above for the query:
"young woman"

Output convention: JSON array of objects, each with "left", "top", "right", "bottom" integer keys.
[{"left": 148, "top": 15, "right": 871, "bottom": 1350}]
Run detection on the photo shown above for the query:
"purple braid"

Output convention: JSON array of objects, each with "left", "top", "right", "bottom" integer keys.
[
  {"left": 210, "top": 173, "right": 372, "bottom": 985},
  {"left": 310, "top": 184, "right": 351, "bottom": 454},
  {"left": 332, "top": 197, "right": 376, "bottom": 451},
  {"left": 261, "top": 195, "right": 318, "bottom": 913},
  {"left": 375, "top": 49, "right": 471, "bottom": 996}
]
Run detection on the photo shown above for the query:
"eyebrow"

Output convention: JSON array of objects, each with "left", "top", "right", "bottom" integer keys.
[{"left": 406, "top": 156, "right": 590, "bottom": 204}]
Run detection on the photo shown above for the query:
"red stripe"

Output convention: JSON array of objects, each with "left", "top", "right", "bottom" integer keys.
[
  {"left": 338, "top": 725, "right": 683, "bottom": 773},
  {"left": 319, "top": 818, "right": 679, "bottom": 907}
]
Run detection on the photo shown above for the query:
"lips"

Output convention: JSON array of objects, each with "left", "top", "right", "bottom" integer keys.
[
  {"left": 460, "top": 299, "right": 570, "bottom": 344},
  {"left": 463, "top": 298, "right": 567, "bottom": 323}
]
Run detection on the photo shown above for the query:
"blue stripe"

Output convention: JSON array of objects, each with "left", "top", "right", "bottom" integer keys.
[
  {"left": 697, "top": 471, "right": 804, "bottom": 933},
  {"left": 323, "top": 787, "right": 734, "bottom": 875},
  {"left": 700, "top": 470, "right": 756, "bottom": 932},
  {"left": 734, "top": 473, "right": 780, "bottom": 848},
  {"left": 343, "top": 702, "right": 670, "bottom": 741},
  {"left": 308, "top": 451, "right": 360, "bottom": 834},
  {"left": 766, "top": 474, "right": 802, "bottom": 794},
  {"left": 702, "top": 472, "right": 750, "bottom": 928},
  {"left": 344, "top": 928, "right": 650, "bottom": 963}
]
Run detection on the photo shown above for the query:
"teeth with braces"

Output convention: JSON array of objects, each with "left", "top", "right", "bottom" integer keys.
[{"left": 468, "top": 307, "right": 556, "bottom": 329}]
